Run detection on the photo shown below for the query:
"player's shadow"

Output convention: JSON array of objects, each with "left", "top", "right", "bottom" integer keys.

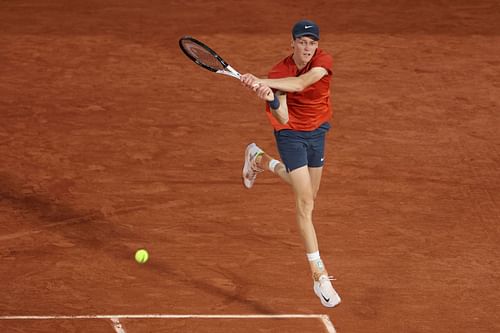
[
  {"left": 0, "top": 173, "right": 108, "bottom": 245},
  {"left": 0, "top": 173, "right": 277, "bottom": 314}
]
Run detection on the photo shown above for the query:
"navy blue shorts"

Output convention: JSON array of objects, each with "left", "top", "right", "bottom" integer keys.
[{"left": 274, "top": 122, "right": 331, "bottom": 173}]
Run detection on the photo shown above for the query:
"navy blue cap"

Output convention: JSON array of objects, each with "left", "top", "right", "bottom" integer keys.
[{"left": 292, "top": 19, "right": 320, "bottom": 40}]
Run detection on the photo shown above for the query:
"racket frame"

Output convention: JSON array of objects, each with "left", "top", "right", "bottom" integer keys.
[{"left": 179, "top": 36, "right": 241, "bottom": 79}]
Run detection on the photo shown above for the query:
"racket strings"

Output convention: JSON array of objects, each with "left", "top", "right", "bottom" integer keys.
[{"left": 181, "top": 41, "right": 224, "bottom": 71}]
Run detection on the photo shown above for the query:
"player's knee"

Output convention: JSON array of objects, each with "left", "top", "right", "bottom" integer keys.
[
  {"left": 312, "top": 190, "right": 319, "bottom": 201},
  {"left": 296, "top": 196, "right": 315, "bottom": 216}
]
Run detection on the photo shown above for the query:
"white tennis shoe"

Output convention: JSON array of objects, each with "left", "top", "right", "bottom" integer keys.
[
  {"left": 314, "top": 275, "right": 341, "bottom": 308},
  {"left": 242, "top": 143, "right": 263, "bottom": 189}
]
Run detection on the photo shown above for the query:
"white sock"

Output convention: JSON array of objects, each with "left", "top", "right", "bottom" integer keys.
[
  {"left": 268, "top": 159, "right": 280, "bottom": 173},
  {"left": 307, "top": 251, "right": 325, "bottom": 271},
  {"left": 307, "top": 251, "right": 321, "bottom": 262}
]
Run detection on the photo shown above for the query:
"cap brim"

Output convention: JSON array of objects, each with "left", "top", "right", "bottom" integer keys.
[{"left": 294, "top": 33, "right": 319, "bottom": 41}]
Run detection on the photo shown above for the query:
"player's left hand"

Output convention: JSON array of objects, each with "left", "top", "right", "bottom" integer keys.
[
  {"left": 254, "top": 84, "right": 274, "bottom": 101},
  {"left": 240, "top": 73, "right": 262, "bottom": 88}
]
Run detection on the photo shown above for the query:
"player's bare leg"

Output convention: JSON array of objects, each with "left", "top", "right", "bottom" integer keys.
[
  {"left": 255, "top": 152, "right": 328, "bottom": 278},
  {"left": 288, "top": 165, "right": 341, "bottom": 307},
  {"left": 242, "top": 143, "right": 340, "bottom": 307},
  {"left": 288, "top": 166, "right": 320, "bottom": 256}
]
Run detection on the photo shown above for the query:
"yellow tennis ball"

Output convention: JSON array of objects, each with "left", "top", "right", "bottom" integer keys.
[{"left": 135, "top": 249, "right": 149, "bottom": 264}]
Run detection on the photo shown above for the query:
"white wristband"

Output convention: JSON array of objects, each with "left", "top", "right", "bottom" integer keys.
[{"left": 306, "top": 251, "right": 321, "bottom": 262}]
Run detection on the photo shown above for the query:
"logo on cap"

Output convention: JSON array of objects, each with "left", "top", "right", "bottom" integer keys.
[{"left": 292, "top": 19, "right": 320, "bottom": 40}]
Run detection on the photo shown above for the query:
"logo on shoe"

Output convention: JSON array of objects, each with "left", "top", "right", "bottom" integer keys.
[{"left": 321, "top": 293, "right": 330, "bottom": 303}]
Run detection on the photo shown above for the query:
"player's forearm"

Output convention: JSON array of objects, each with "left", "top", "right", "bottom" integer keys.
[
  {"left": 261, "top": 77, "right": 305, "bottom": 93},
  {"left": 272, "top": 107, "right": 289, "bottom": 124},
  {"left": 271, "top": 93, "right": 289, "bottom": 124},
  {"left": 260, "top": 67, "right": 328, "bottom": 92}
]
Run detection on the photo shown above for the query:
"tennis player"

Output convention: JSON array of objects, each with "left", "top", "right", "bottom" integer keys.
[{"left": 240, "top": 19, "right": 340, "bottom": 308}]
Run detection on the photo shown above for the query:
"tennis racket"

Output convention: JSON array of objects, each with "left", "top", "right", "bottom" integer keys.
[{"left": 178, "top": 36, "right": 242, "bottom": 80}]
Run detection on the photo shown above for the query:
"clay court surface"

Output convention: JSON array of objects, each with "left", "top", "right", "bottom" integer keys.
[{"left": 1, "top": 1, "right": 499, "bottom": 332}]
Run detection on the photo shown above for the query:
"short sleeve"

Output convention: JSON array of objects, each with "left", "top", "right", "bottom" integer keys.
[{"left": 311, "top": 51, "right": 333, "bottom": 75}]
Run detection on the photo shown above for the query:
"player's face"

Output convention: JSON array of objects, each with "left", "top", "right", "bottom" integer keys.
[{"left": 292, "top": 36, "right": 318, "bottom": 66}]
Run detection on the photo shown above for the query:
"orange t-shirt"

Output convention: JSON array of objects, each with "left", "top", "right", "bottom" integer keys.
[{"left": 266, "top": 48, "right": 333, "bottom": 131}]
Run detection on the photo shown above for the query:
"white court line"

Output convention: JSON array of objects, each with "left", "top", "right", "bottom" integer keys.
[
  {"left": 0, "top": 314, "right": 335, "bottom": 333},
  {"left": 320, "top": 315, "right": 336, "bottom": 333},
  {"left": 110, "top": 318, "right": 127, "bottom": 333}
]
